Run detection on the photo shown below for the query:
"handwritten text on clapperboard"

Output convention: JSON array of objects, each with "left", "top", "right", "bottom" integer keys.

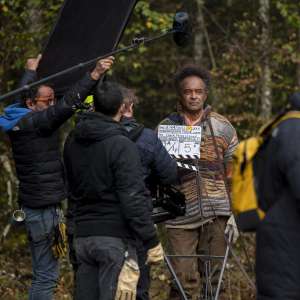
[{"left": 158, "top": 125, "right": 202, "bottom": 159}]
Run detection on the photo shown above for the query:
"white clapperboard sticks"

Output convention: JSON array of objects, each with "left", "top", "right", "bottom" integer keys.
[{"left": 171, "top": 154, "right": 198, "bottom": 172}]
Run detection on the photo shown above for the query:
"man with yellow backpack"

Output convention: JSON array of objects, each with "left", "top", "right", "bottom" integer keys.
[{"left": 232, "top": 93, "right": 300, "bottom": 299}]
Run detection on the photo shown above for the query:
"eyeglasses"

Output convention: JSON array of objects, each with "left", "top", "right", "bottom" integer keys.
[{"left": 34, "top": 97, "right": 56, "bottom": 106}]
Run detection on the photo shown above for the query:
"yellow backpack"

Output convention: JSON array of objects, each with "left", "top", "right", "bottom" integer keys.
[{"left": 232, "top": 111, "right": 300, "bottom": 231}]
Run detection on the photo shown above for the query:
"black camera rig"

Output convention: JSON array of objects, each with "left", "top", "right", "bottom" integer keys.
[{"left": 151, "top": 185, "right": 186, "bottom": 224}]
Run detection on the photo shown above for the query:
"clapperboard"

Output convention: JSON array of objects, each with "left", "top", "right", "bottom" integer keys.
[{"left": 158, "top": 125, "right": 201, "bottom": 171}]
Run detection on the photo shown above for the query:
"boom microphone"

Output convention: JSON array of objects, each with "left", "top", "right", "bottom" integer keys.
[
  {"left": 173, "top": 12, "right": 192, "bottom": 47},
  {"left": 0, "top": 12, "right": 193, "bottom": 102}
]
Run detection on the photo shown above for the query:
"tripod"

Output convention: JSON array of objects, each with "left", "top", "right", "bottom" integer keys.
[
  {"left": 164, "top": 230, "right": 233, "bottom": 300},
  {"left": 164, "top": 254, "right": 189, "bottom": 300}
]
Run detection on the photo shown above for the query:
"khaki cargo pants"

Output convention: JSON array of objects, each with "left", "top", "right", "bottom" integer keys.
[{"left": 166, "top": 217, "right": 227, "bottom": 300}]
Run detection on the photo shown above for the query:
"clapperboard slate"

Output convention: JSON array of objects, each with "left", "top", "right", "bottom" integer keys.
[{"left": 158, "top": 125, "right": 202, "bottom": 171}]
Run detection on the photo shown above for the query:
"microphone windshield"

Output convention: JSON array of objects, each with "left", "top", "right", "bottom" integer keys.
[{"left": 173, "top": 12, "right": 192, "bottom": 47}]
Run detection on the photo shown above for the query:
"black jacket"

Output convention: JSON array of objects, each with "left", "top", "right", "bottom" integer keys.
[
  {"left": 121, "top": 117, "right": 178, "bottom": 185},
  {"left": 255, "top": 115, "right": 300, "bottom": 299},
  {"left": 64, "top": 112, "right": 158, "bottom": 250},
  {"left": 8, "top": 73, "right": 97, "bottom": 208}
]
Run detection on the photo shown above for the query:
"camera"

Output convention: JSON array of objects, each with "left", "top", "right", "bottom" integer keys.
[{"left": 151, "top": 184, "right": 186, "bottom": 224}]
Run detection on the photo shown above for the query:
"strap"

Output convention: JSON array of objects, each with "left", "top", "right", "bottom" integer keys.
[
  {"left": 258, "top": 111, "right": 300, "bottom": 136},
  {"left": 204, "top": 113, "right": 256, "bottom": 291},
  {"left": 206, "top": 115, "right": 232, "bottom": 210}
]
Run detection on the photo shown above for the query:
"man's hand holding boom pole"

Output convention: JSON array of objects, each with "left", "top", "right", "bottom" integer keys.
[{"left": 91, "top": 56, "right": 114, "bottom": 80}]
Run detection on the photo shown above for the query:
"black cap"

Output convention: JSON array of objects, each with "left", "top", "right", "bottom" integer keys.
[{"left": 289, "top": 92, "right": 300, "bottom": 110}]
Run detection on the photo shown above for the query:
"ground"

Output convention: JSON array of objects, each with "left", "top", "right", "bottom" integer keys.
[{"left": 0, "top": 226, "right": 255, "bottom": 299}]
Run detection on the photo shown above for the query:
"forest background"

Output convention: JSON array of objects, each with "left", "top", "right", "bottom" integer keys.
[{"left": 0, "top": 0, "right": 300, "bottom": 299}]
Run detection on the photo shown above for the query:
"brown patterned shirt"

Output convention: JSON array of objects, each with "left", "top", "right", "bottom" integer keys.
[{"left": 159, "top": 111, "right": 238, "bottom": 227}]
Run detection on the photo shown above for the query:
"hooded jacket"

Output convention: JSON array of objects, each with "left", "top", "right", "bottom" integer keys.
[
  {"left": 64, "top": 112, "right": 158, "bottom": 250},
  {"left": 256, "top": 114, "right": 300, "bottom": 299},
  {"left": 0, "top": 73, "right": 97, "bottom": 208},
  {"left": 0, "top": 103, "right": 30, "bottom": 131}
]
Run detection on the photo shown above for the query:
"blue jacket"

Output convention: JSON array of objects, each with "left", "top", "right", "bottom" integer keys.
[
  {"left": 121, "top": 117, "right": 178, "bottom": 185},
  {"left": 0, "top": 103, "right": 30, "bottom": 131}
]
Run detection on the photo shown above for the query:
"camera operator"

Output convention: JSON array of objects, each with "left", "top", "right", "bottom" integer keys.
[
  {"left": 63, "top": 81, "right": 164, "bottom": 300},
  {"left": 121, "top": 87, "right": 178, "bottom": 300}
]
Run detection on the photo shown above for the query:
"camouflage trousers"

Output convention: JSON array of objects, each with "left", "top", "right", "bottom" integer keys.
[{"left": 166, "top": 217, "right": 227, "bottom": 300}]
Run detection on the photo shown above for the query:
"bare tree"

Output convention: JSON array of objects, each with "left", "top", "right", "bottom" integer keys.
[
  {"left": 297, "top": 26, "right": 300, "bottom": 88},
  {"left": 259, "top": 0, "right": 272, "bottom": 119},
  {"left": 194, "top": 0, "right": 205, "bottom": 64}
]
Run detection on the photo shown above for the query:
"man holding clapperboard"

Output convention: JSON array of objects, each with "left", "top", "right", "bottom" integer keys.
[{"left": 158, "top": 64, "right": 239, "bottom": 300}]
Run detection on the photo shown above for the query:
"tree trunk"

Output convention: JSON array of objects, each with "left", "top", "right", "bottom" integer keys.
[
  {"left": 297, "top": 26, "right": 300, "bottom": 88},
  {"left": 259, "top": 0, "right": 272, "bottom": 119},
  {"left": 194, "top": 0, "right": 205, "bottom": 64}
]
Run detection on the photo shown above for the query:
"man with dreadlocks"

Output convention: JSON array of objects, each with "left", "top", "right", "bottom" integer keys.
[{"left": 159, "top": 64, "right": 239, "bottom": 300}]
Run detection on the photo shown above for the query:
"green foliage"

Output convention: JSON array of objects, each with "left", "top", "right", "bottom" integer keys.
[
  {"left": 114, "top": 1, "right": 185, "bottom": 127},
  {"left": 275, "top": 1, "right": 300, "bottom": 28},
  {"left": 1, "top": 1, "right": 300, "bottom": 298},
  {"left": 0, "top": 0, "right": 63, "bottom": 94}
]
